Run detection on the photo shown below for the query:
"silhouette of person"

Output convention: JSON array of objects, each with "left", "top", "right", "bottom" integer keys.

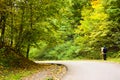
[{"left": 101, "top": 46, "right": 107, "bottom": 60}]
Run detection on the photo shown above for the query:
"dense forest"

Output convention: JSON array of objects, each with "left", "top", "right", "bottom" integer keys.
[{"left": 0, "top": 0, "right": 120, "bottom": 63}]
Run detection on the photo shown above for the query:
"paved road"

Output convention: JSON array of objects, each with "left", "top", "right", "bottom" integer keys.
[{"left": 36, "top": 61, "right": 120, "bottom": 80}]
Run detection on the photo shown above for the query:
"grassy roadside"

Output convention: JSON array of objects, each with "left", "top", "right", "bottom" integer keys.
[
  {"left": 0, "top": 62, "right": 44, "bottom": 80},
  {"left": 0, "top": 48, "right": 67, "bottom": 80},
  {"left": 107, "top": 58, "right": 120, "bottom": 63},
  {"left": 0, "top": 47, "right": 43, "bottom": 80},
  {"left": 0, "top": 68, "right": 40, "bottom": 80}
]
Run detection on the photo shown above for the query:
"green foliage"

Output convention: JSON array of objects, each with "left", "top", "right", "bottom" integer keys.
[
  {"left": 34, "top": 41, "right": 78, "bottom": 60},
  {"left": 74, "top": 0, "right": 120, "bottom": 57},
  {"left": 1, "top": 0, "right": 120, "bottom": 62},
  {"left": 29, "top": 42, "right": 48, "bottom": 60},
  {"left": 28, "top": 0, "right": 120, "bottom": 60},
  {"left": 36, "top": 41, "right": 96, "bottom": 60}
]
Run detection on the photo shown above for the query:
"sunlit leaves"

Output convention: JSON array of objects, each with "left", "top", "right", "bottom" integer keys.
[
  {"left": 74, "top": 0, "right": 110, "bottom": 51},
  {"left": 91, "top": 0, "right": 101, "bottom": 9},
  {"left": 90, "top": 12, "right": 108, "bottom": 20}
]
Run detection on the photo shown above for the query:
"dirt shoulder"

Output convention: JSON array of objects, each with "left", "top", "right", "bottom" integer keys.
[{"left": 22, "top": 63, "right": 67, "bottom": 80}]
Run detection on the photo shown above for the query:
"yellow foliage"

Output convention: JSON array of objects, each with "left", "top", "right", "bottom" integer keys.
[
  {"left": 90, "top": 0, "right": 108, "bottom": 20},
  {"left": 74, "top": 26, "right": 81, "bottom": 34},
  {"left": 90, "top": 12, "right": 108, "bottom": 20},
  {"left": 91, "top": 0, "right": 101, "bottom": 8},
  {"left": 91, "top": 0, "right": 103, "bottom": 10}
]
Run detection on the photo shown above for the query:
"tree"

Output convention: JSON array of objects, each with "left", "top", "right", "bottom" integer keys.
[{"left": 105, "top": 0, "right": 120, "bottom": 51}]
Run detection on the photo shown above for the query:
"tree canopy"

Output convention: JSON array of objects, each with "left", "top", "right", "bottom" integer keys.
[{"left": 0, "top": 0, "right": 120, "bottom": 60}]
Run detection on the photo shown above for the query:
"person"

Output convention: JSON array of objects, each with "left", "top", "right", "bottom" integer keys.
[{"left": 101, "top": 46, "right": 107, "bottom": 60}]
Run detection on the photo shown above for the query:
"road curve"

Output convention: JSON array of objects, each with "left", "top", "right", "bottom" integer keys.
[{"left": 35, "top": 61, "right": 120, "bottom": 80}]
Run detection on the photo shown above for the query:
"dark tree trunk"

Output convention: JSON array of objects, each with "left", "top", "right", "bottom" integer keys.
[
  {"left": 10, "top": 0, "right": 14, "bottom": 47},
  {"left": 26, "top": 44, "right": 30, "bottom": 59},
  {"left": 26, "top": 3, "right": 33, "bottom": 58},
  {"left": 0, "top": 13, "right": 6, "bottom": 47}
]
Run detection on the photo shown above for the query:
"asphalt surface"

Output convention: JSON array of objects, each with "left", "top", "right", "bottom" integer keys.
[{"left": 35, "top": 61, "right": 120, "bottom": 80}]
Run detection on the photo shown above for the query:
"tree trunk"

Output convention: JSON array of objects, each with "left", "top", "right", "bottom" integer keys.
[
  {"left": 0, "top": 13, "right": 6, "bottom": 47},
  {"left": 26, "top": 3, "right": 33, "bottom": 58},
  {"left": 16, "top": 6, "right": 25, "bottom": 52},
  {"left": 26, "top": 44, "right": 30, "bottom": 59},
  {"left": 10, "top": 1, "right": 14, "bottom": 46}
]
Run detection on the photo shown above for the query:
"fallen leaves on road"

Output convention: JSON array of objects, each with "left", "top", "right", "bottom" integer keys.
[{"left": 22, "top": 64, "right": 67, "bottom": 80}]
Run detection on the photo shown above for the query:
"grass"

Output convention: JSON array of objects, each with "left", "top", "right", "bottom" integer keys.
[
  {"left": 0, "top": 66, "right": 42, "bottom": 80},
  {"left": 1, "top": 70, "right": 30, "bottom": 80},
  {"left": 0, "top": 47, "right": 67, "bottom": 80},
  {"left": 0, "top": 63, "right": 67, "bottom": 80},
  {"left": 107, "top": 58, "right": 120, "bottom": 63},
  {"left": 0, "top": 47, "right": 43, "bottom": 80}
]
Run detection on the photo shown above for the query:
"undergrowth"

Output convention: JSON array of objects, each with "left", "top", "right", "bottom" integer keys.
[{"left": 0, "top": 47, "right": 42, "bottom": 80}]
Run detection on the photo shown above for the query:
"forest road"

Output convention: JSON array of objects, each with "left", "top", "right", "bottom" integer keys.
[{"left": 36, "top": 61, "right": 120, "bottom": 80}]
